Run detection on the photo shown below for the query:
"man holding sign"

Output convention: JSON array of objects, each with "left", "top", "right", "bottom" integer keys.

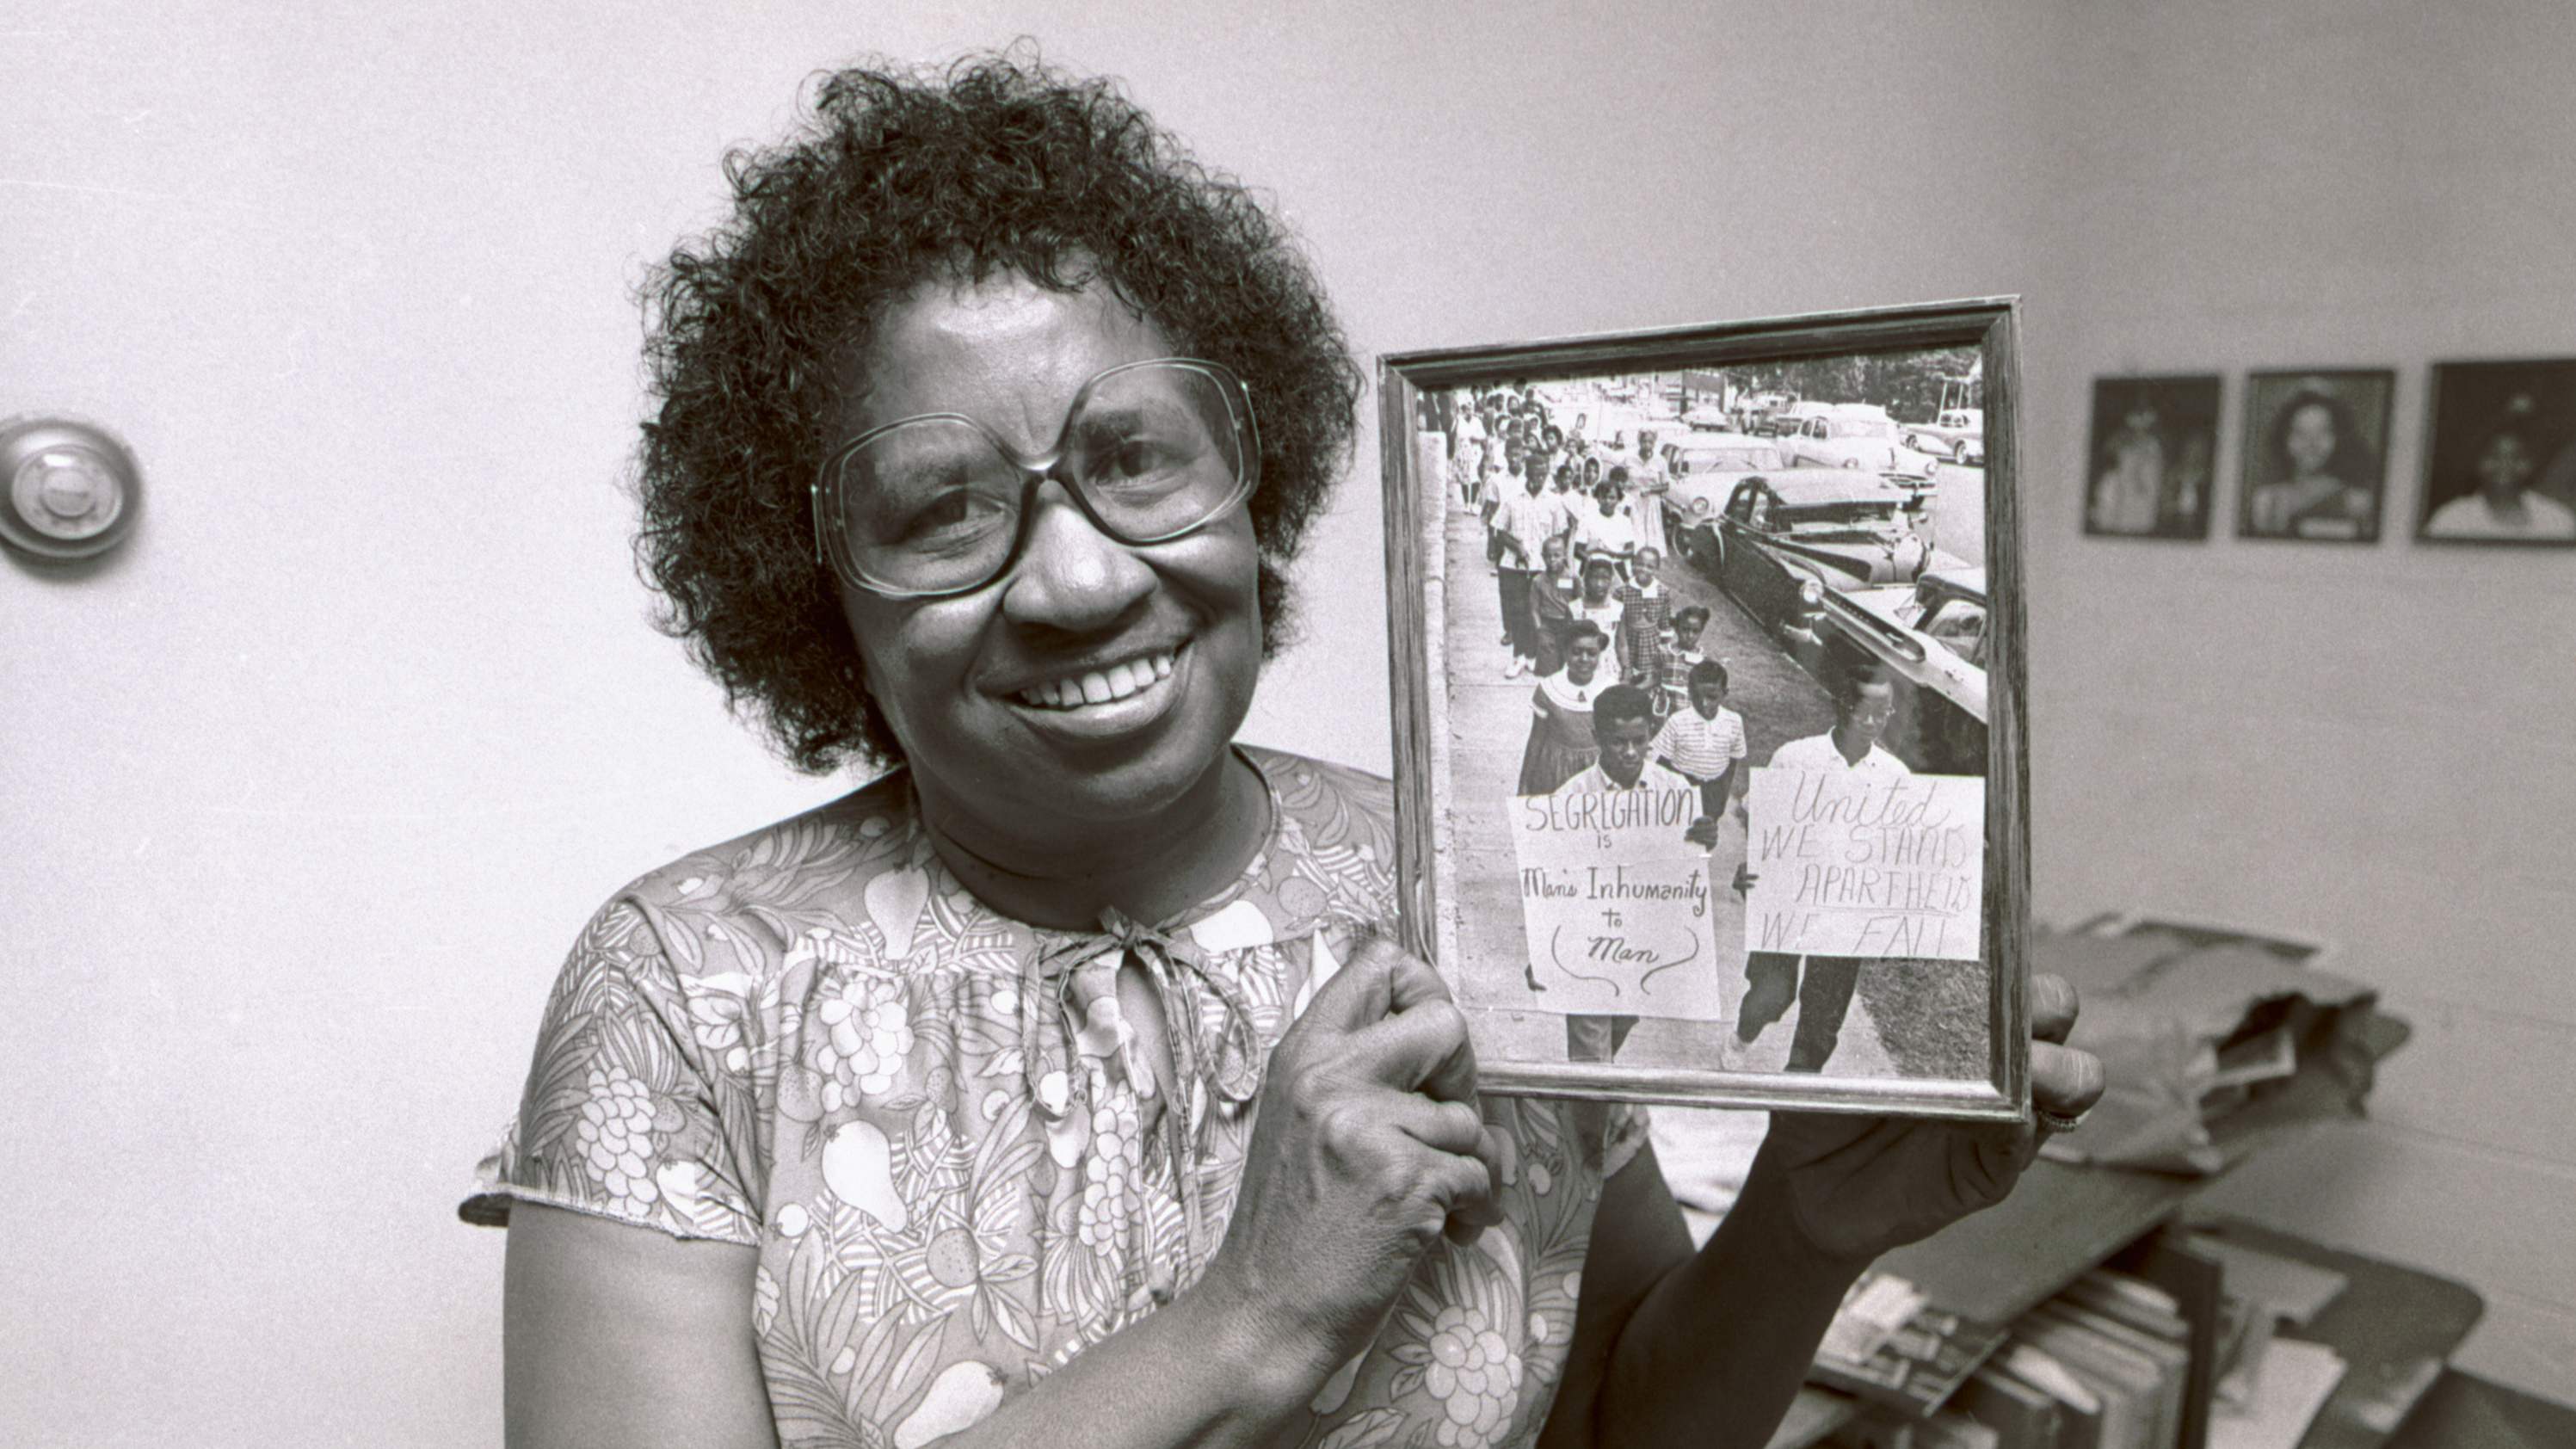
[
  {"left": 1734, "top": 675, "right": 1946, "bottom": 1073},
  {"left": 1516, "top": 685, "right": 1725, "bottom": 1060}
]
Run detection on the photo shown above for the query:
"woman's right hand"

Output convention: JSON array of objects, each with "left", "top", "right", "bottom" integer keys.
[{"left": 1196, "top": 933, "right": 1504, "bottom": 1379}]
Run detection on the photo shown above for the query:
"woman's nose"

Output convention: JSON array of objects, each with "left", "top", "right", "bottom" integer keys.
[{"left": 999, "top": 479, "right": 1156, "bottom": 628}]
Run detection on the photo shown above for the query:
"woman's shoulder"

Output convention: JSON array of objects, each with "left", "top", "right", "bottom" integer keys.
[
  {"left": 1531, "top": 669, "right": 1593, "bottom": 710},
  {"left": 622, "top": 770, "right": 915, "bottom": 897},
  {"left": 595, "top": 770, "right": 936, "bottom": 975},
  {"left": 1230, "top": 746, "right": 1402, "bottom": 928},
  {"left": 1241, "top": 745, "right": 1395, "bottom": 840},
  {"left": 2425, "top": 495, "right": 2484, "bottom": 532}
]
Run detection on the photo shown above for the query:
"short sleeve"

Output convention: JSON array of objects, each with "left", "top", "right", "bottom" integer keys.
[{"left": 461, "top": 898, "right": 762, "bottom": 1243}]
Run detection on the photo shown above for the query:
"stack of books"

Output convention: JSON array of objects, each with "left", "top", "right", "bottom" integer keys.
[
  {"left": 1810, "top": 1233, "right": 2359, "bottom": 1449},
  {"left": 1815, "top": 1267, "right": 2197, "bottom": 1449},
  {"left": 1946, "top": 1267, "right": 2195, "bottom": 1449},
  {"left": 1809, "top": 1269, "right": 2013, "bottom": 1419}
]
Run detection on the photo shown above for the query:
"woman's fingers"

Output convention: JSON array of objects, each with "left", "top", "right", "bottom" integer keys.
[
  {"left": 1377, "top": 1096, "right": 1506, "bottom": 1245},
  {"left": 2031, "top": 975, "right": 2100, "bottom": 1141},
  {"left": 1361, "top": 1091, "right": 1482, "bottom": 1156},
  {"left": 2031, "top": 972, "right": 2080, "bottom": 1045},
  {"left": 1214, "top": 979, "right": 1503, "bottom": 1346},
  {"left": 1327, "top": 940, "right": 1500, "bottom": 1243},
  {"left": 1300, "top": 927, "right": 1402, "bottom": 1033},
  {"left": 1359, "top": 986, "right": 1480, "bottom": 1104},
  {"left": 1276, "top": 930, "right": 1478, "bottom": 1117},
  {"left": 2032, "top": 1039, "right": 2106, "bottom": 1126},
  {"left": 1445, "top": 1124, "right": 1508, "bottom": 1243},
  {"left": 1366, "top": 934, "right": 1457, "bottom": 1016},
  {"left": 1336, "top": 934, "right": 1482, "bottom": 1106}
]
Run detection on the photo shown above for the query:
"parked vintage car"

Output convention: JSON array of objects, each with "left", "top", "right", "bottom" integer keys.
[
  {"left": 1778, "top": 404, "right": 1941, "bottom": 481},
  {"left": 1661, "top": 432, "right": 1795, "bottom": 499},
  {"left": 1793, "top": 568, "right": 1989, "bottom": 774},
  {"left": 1732, "top": 392, "right": 1799, "bottom": 436},
  {"left": 1903, "top": 407, "right": 1986, "bottom": 466},
  {"left": 1669, "top": 471, "right": 1966, "bottom": 645}
]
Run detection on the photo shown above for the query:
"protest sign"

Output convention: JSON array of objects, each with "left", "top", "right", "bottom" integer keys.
[
  {"left": 1742, "top": 768, "right": 1985, "bottom": 961},
  {"left": 1511, "top": 784, "right": 1729, "bottom": 1020}
]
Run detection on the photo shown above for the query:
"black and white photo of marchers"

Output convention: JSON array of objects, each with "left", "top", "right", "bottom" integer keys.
[{"left": 1430, "top": 350, "right": 1994, "bottom": 1082}]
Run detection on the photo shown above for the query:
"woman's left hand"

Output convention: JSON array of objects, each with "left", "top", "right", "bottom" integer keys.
[{"left": 1759, "top": 972, "right": 2105, "bottom": 1262}]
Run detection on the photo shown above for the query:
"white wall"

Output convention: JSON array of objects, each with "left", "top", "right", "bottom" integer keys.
[
  {"left": 2, "top": 3, "right": 2565, "bottom": 1443},
  {"left": 2018, "top": 0, "right": 2576, "bottom": 1401}
]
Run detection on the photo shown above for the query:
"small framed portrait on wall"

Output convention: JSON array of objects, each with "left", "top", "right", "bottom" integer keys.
[
  {"left": 2417, "top": 360, "right": 2576, "bottom": 545},
  {"left": 2082, "top": 374, "right": 2220, "bottom": 540},
  {"left": 1377, "top": 299, "right": 2029, "bottom": 1120},
  {"left": 2235, "top": 369, "right": 2395, "bottom": 543}
]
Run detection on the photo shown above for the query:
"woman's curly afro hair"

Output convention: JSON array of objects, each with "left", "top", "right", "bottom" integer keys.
[{"left": 636, "top": 52, "right": 1362, "bottom": 774}]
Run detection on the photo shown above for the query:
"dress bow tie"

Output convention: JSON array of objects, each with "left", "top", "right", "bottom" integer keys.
[
  {"left": 1026, "top": 906, "right": 1266, "bottom": 1126},
  {"left": 1024, "top": 907, "right": 1269, "bottom": 1279}
]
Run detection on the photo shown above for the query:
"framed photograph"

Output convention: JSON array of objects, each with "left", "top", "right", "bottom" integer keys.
[
  {"left": 2234, "top": 369, "right": 2394, "bottom": 543},
  {"left": 2081, "top": 374, "right": 2220, "bottom": 540},
  {"left": 2416, "top": 359, "right": 2576, "bottom": 545},
  {"left": 1379, "top": 299, "right": 2028, "bottom": 1119}
]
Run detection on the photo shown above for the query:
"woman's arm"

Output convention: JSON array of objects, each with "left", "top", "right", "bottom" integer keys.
[
  {"left": 506, "top": 1205, "right": 778, "bottom": 1449},
  {"left": 505, "top": 1204, "right": 1329, "bottom": 1449},
  {"left": 1539, "top": 977, "right": 2105, "bottom": 1449},
  {"left": 1533, "top": 1138, "right": 1865, "bottom": 1449}
]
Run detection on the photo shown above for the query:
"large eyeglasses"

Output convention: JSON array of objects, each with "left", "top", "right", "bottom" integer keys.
[{"left": 812, "top": 357, "right": 1260, "bottom": 599}]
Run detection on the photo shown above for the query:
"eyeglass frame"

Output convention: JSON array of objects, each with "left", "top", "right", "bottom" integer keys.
[{"left": 809, "top": 356, "right": 1262, "bottom": 600}]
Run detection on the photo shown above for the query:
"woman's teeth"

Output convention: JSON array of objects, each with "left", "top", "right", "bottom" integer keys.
[{"left": 1018, "top": 651, "right": 1175, "bottom": 709}]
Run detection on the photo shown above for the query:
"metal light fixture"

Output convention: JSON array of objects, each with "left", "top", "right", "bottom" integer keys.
[{"left": 1, "top": 417, "right": 142, "bottom": 562}]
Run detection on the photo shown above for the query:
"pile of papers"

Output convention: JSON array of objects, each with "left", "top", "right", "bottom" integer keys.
[{"left": 2032, "top": 920, "right": 2380, "bottom": 1175}]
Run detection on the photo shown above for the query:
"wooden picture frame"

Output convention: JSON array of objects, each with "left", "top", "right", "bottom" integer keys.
[{"left": 1379, "top": 299, "right": 2029, "bottom": 1119}]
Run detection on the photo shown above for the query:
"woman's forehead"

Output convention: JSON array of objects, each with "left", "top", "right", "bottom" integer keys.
[{"left": 832, "top": 274, "right": 1172, "bottom": 447}]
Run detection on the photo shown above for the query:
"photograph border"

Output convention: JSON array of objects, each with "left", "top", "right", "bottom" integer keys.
[
  {"left": 1378, "top": 299, "right": 2030, "bottom": 1119},
  {"left": 2413, "top": 357, "right": 2576, "bottom": 547}
]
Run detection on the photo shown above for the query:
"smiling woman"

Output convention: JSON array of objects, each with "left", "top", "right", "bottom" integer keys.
[
  {"left": 464, "top": 50, "right": 2100, "bottom": 1449},
  {"left": 824, "top": 282, "right": 1275, "bottom": 924},
  {"left": 628, "top": 59, "right": 1357, "bottom": 776}
]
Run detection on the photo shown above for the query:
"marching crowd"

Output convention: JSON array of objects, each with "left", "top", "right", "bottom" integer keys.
[{"left": 1439, "top": 388, "right": 1749, "bottom": 808}]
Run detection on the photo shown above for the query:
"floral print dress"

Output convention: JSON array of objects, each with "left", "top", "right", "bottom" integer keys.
[{"left": 467, "top": 747, "right": 1645, "bottom": 1449}]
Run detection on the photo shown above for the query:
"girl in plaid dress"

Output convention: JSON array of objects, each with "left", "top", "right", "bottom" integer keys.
[
  {"left": 1615, "top": 545, "right": 1672, "bottom": 703},
  {"left": 1656, "top": 605, "right": 1711, "bottom": 718}
]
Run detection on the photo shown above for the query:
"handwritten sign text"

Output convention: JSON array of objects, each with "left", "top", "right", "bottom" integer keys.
[
  {"left": 1512, "top": 786, "right": 1728, "bottom": 1020},
  {"left": 1742, "top": 768, "right": 1985, "bottom": 960}
]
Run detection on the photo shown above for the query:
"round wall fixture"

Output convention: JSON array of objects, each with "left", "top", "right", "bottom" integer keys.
[{"left": 1, "top": 417, "right": 142, "bottom": 562}]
